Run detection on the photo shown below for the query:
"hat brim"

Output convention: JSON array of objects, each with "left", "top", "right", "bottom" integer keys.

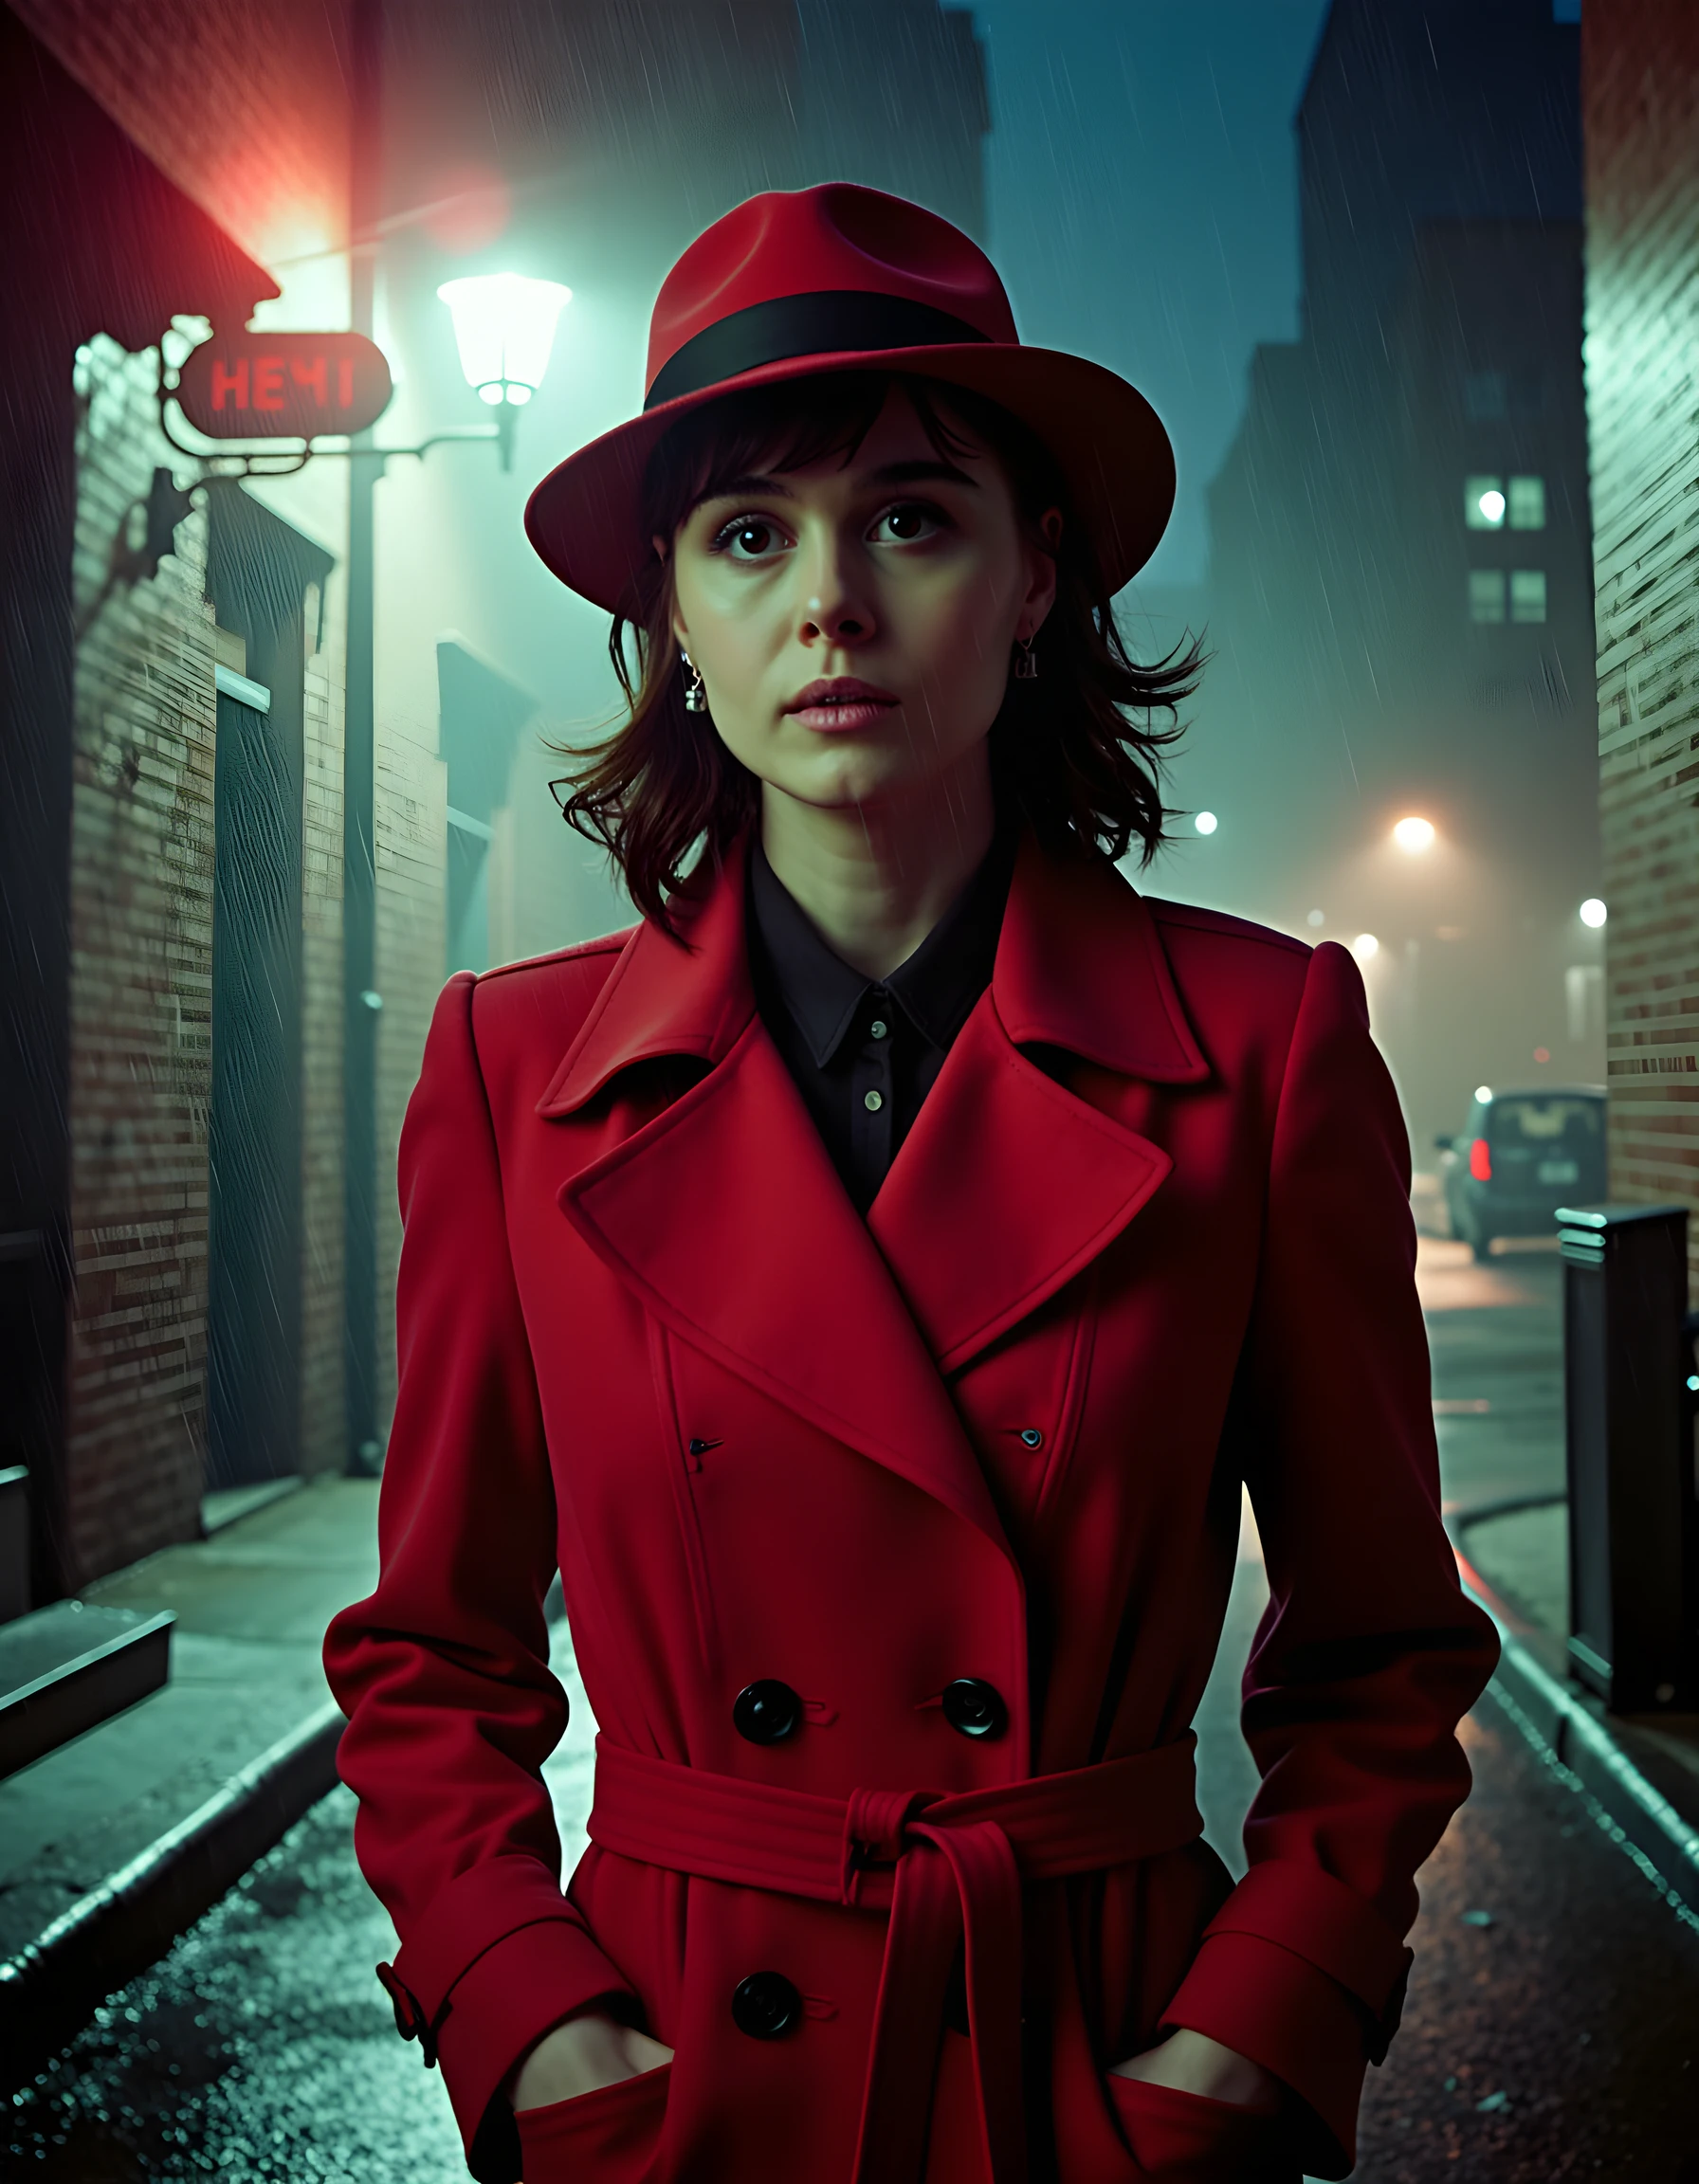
[{"left": 523, "top": 342, "right": 1177, "bottom": 615}]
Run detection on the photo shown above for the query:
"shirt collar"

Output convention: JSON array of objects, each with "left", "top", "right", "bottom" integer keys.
[{"left": 747, "top": 823, "right": 1016, "bottom": 1065}]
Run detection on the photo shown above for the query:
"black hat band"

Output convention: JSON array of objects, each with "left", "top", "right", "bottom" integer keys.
[{"left": 644, "top": 289, "right": 992, "bottom": 413}]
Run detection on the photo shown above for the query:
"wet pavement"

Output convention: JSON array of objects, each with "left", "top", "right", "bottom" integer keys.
[{"left": 7, "top": 1233, "right": 1697, "bottom": 2180}]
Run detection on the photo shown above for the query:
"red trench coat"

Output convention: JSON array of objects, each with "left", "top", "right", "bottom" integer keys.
[{"left": 324, "top": 828, "right": 1497, "bottom": 2184}]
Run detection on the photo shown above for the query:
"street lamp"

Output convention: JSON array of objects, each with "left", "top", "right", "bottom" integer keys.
[
  {"left": 1393, "top": 814, "right": 1436, "bottom": 853},
  {"left": 1580, "top": 897, "right": 1608, "bottom": 928},
  {"left": 437, "top": 272, "right": 572, "bottom": 468}
]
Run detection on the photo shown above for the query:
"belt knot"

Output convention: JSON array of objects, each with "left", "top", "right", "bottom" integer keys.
[{"left": 841, "top": 1785, "right": 941, "bottom": 1904}]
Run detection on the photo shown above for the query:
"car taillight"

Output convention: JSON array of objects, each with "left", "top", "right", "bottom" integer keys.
[{"left": 1469, "top": 1138, "right": 1492, "bottom": 1182}]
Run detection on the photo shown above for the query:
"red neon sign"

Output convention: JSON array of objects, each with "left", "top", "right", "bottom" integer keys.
[{"left": 176, "top": 332, "right": 393, "bottom": 439}]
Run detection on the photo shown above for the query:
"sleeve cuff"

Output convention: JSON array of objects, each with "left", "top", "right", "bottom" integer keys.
[
  {"left": 1157, "top": 1861, "right": 1416, "bottom": 2175},
  {"left": 383, "top": 1856, "right": 635, "bottom": 2180},
  {"left": 440, "top": 1916, "right": 634, "bottom": 2179},
  {"left": 1160, "top": 1928, "right": 1370, "bottom": 2175}
]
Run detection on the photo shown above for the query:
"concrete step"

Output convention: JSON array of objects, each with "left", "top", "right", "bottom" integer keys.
[{"left": 0, "top": 1601, "right": 174, "bottom": 1779}]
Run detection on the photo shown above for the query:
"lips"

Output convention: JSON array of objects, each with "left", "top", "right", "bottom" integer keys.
[{"left": 785, "top": 677, "right": 900, "bottom": 733}]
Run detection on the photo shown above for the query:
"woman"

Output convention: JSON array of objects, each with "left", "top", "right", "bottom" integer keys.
[{"left": 324, "top": 183, "right": 1497, "bottom": 2184}]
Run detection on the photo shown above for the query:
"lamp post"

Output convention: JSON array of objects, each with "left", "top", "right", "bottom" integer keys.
[{"left": 340, "top": 270, "right": 569, "bottom": 1474}]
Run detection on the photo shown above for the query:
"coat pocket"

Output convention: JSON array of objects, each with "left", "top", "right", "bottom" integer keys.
[
  {"left": 1105, "top": 2073, "right": 1292, "bottom": 2183},
  {"left": 518, "top": 2062, "right": 673, "bottom": 2184}
]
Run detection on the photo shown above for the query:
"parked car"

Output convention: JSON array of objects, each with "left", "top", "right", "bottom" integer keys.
[{"left": 1436, "top": 1084, "right": 1606, "bottom": 1260}]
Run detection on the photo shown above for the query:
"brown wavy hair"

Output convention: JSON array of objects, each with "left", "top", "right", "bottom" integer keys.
[{"left": 551, "top": 370, "right": 1205, "bottom": 932}]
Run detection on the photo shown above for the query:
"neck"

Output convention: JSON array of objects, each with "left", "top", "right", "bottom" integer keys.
[{"left": 759, "top": 748, "right": 997, "bottom": 981}]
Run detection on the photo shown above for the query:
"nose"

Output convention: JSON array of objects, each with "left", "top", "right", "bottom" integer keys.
[{"left": 797, "top": 535, "right": 875, "bottom": 648}]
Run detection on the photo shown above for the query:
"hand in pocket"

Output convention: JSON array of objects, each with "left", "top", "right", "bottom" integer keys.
[
  {"left": 1106, "top": 2072, "right": 1288, "bottom": 2183},
  {"left": 517, "top": 2060, "right": 672, "bottom": 2183}
]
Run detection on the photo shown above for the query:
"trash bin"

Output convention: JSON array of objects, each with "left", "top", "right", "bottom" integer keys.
[{"left": 1557, "top": 1202, "right": 1695, "bottom": 1712}]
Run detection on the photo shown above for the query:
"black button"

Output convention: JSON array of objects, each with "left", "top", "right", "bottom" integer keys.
[
  {"left": 732, "top": 1971, "right": 802, "bottom": 2039},
  {"left": 733, "top": 1680, "right": 803, "bottom": 1744},
  {"left": 941, "top": 1678, "right": 1008, "bottom": 1740}
]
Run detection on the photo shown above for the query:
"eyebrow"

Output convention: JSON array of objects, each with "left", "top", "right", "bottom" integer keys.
[{"left": 699, "top": 457, "right": 980, "bottom": 503}]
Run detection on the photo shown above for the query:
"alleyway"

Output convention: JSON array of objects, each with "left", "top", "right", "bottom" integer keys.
[{"left": 7, "top": 1237, "right": 1696, "bottom": 2181}]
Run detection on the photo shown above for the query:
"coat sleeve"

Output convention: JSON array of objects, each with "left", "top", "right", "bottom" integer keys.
[
  {"left": 1158, "top": 939, "right": 1499, "bottom": 2177},
  {"left": 322, "top": 973, "right": 636, "bottom": 2183}
]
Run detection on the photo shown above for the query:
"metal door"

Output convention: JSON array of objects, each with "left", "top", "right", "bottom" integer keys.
[{"left": 206, "top": 663, "right": 302, "bottom": 1488}]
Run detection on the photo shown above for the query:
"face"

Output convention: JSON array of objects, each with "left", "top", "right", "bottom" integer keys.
[{"left": 661, "top": 385, "right": 1060, "bottom": 821}]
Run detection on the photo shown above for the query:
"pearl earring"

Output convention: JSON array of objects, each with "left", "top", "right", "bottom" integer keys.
[{"left": 681, "top": 650, "right": 708, "bottom": 713}]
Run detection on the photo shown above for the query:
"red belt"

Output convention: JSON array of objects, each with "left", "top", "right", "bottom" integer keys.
[{"left": 587, "top": 1735, "right": 1204, "bottom": 2184}]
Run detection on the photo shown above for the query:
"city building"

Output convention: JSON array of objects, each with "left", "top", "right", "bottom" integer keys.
[{"left": 1202, "top": 0, "right": 1599, "bottom": 1149}]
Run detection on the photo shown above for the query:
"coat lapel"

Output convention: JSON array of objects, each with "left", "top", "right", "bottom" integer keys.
[
  {"left": 542, "top": 839, "right": 1014, "bottom": 1557},
  {"left": 867, "top": 835, "right": 1209, "bottom": 1375}
]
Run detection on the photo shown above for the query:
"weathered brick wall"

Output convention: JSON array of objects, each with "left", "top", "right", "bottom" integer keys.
[
  {"left": 66, "top": 336, "right": 215, "bottom": 1578},
  {"left": 1582, "top": 1, "right": 1699, "bottom": 1294}
]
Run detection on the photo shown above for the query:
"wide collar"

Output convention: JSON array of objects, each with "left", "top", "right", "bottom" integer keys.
[
  {"left": 539, "top": 828, "right": 1207, "bottom": 1117},
  {"left": 544, "top": 828, "right": 1207, "bottom": 1561}
]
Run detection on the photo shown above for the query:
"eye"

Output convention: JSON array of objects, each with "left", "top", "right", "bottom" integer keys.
[
  {"left": 708, "top": 513, "right": 791, "bottom": 561},
  {"left": 875, "top": 500, "right": 948, "bottom": 544}
]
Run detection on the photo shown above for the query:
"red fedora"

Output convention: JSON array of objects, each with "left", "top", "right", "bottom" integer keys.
[{"left": 523, "top": 182, "right": 1176, "bottom": 614}]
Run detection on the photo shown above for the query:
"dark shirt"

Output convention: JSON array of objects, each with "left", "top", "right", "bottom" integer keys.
[{"left": 746, "top": 828, "right": 1016, "bottom": 1215}]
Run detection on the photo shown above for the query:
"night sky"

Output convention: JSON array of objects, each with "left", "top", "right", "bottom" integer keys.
[{"left": 977, "top": 0, "right": 1333, "bottom": 586}]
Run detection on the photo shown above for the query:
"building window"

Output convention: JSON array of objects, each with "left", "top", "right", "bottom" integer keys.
[
  {"left": 1466, "top": 475, "right": 1506, "bottom": 528},
  {"left": 1465, "top": 372, "right": 1508, "bottom": 421},
  {"left": 1510, "top": 570, "right": 1548, "bottom": 623},
  {"left": 1470, "top": 571, "right": 1507, "bottom": 624},
  {"left": 1508, "top": 475, "right": 1546, "bottom": 529}
]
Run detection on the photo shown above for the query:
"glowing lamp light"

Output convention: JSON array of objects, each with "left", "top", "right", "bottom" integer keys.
[
  {"left": 1393, "top": 814, "right": 1435, "bottom": 854},
  {"left": 1580, "top": 897, "right": 1607, "bottom": 928},
  {"left": 1352, "top": 932, "right": 1379, "bottom": 962},
  {"left": 436, "top": 273, "right": 572, "bottom": 408},
  {"left": 1194, "top": 810, "right": 1218, "bottom": 835},
  {"left": 1474, "top": 1084, "right": 1493, "bottom": 1104},
  {"left": 1477, "top": 488, "right": 1507, "bottom": 524}
]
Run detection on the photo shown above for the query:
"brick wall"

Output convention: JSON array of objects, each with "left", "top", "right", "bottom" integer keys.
[
  {"left": 1581, "top": 1, "right": 1699, "bottom": 1295},
  {"left": 66, "top": 336, "right": 216, "bottom": 1578}
]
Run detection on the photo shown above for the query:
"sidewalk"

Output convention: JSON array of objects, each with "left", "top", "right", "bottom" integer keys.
[
  {"left": 0, "top": 1477, "right": 377, "bottom": 2086},
  {"left": 1454, "top": 1498, "right": 1699, "bottom": 1908}
]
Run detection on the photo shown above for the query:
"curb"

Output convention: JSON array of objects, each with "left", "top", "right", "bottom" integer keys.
[
  {"left": 1455, "top": 1559, "right": 1699, "bottom": 1920},
  {"left": 0, "top": 1699, "right": 343, "bottom": 2094}
]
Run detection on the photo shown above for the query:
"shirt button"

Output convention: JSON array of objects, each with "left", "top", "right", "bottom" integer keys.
[
  {"left": 869, "top": 1019, "right": 889, "bottom": 1040},
  {"left": 864, "top": 1089, "right": 884, "bottom": 1112}
]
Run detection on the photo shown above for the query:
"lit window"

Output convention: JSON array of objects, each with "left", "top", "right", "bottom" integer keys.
[
  {"left": 1470, "top": 571, "right": 1507, "bottom": 624},
  {"left": 1464, "top": 372, "right": 1507, "bottom": 421},
  {"left": 1466, "top": 475, "right": 1506, "bottom": 529},
  {"left": 1508, "top": 475, "right": 1545, "bottom": 529},
  {"left": 1510, "top": 570, "right": 1547, "bottom": 623}
]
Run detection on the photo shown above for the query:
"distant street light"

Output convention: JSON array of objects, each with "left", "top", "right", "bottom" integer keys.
[
  {"left": 1477, "top": 487, "right": 1507, "bottom": 524},
  {"left": 1393, "top": 814, "right": 1436, "bottom": 853},
  {"left": 1352, "top": 932, "right": 1379, "bottom": 962},
  {"left": 1580, "top": 897, "right": 1608, "bottom": 928},
  {"left": 1194, "top": 810, "right": 1218, "bottom": 835}
]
